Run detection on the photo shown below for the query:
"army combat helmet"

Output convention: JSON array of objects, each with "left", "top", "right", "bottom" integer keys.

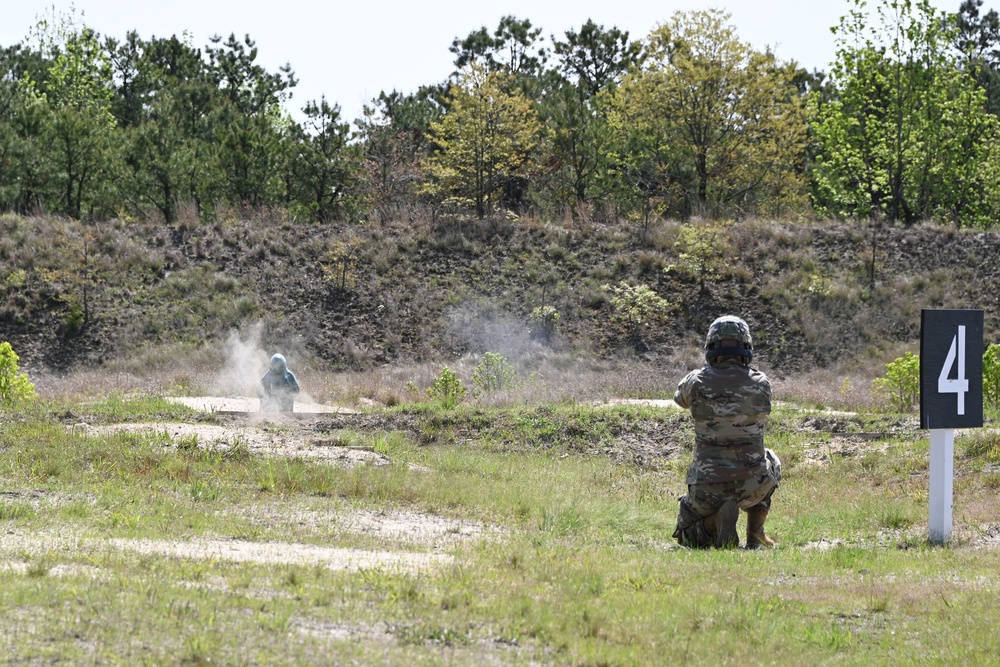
[
  {"left": 704, "top": 315, "right": 753, "bottom": 364},
  {"left": 270, "top": 353, "right": 287, "bottom": 373}
]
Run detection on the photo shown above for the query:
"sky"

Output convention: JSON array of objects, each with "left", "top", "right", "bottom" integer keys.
[{"left": 0, "top": 0, "right": 974, "bottom": 126}]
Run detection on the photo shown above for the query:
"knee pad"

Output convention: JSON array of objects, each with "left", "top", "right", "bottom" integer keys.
[{"left": 765, "top": 448, "right": 782, "bottom": 486}]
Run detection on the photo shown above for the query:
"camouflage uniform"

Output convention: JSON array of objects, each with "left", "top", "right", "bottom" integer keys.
[{"left": 672, "top": 322, "right": 781, "bottom": 548}]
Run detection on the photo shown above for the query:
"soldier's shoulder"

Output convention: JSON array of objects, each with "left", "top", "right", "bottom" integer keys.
[
  {"left": 747, "top": 366, "right": 772, "bottom": 386},
  {"left": 679, "top": 367, "right": 707, "bottom": 385}
]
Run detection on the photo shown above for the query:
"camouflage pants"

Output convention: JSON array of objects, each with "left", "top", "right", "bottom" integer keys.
[{"left": 673, "top": 448, "right": 781, "bottom": 548}]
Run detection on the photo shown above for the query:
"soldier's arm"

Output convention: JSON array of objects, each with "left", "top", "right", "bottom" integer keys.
[
  {"left": 756, "top": 371, "right": 773, "bottom": 415},
  {"left": 673, "top": 370, "right": 699, "bottom": 409}
]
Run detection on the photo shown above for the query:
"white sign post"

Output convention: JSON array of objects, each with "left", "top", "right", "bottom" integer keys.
[
  {"left": 928, "top": 429, "right": 954, "bottom": 543},
  {"left": 920, "top": 310, "right": 983, "bottom": 545}
]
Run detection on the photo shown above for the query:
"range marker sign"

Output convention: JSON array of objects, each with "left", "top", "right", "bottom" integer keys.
[{"left": 920, "top": 309, "right": 984, "bottom": 430}]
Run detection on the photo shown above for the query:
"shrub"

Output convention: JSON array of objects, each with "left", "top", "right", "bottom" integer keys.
[
  {"left": 321, "top": 239, "right": 360, "bottom": 290},
  {"left": 984, "top": 344, "right": 1000, "bottom": 412},
  {"left": 472, "top": 352, "right": 517, "bottom": 396},
  {"left": 871, "top": 351, "right": 919, "bottom": 412},
  {"left": 0, "top": 341, "right": 36, "bottom": 405},
  {"left": 665, "top": 219, "right": 733, "bottom": 287},
  {"left": 601, "top": 282, "right": 671, "bottom": 343},
  {"left": 426, "top": 367, "right": 466, "bottom": 408},
  {"left": 527, "top": 305, "right": 560, "bottom": 343},
  {"left": 874, "top": 346, "right": 1000, "bottom": 414}
]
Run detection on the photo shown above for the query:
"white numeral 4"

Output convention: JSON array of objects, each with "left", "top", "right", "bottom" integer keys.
[{"left": 938, "top": 325, "right": 968, "bottom": 415}]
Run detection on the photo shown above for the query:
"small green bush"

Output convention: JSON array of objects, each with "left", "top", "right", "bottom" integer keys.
[
  {"left": 984, "top": 344, "right": 1000, "bottom": 412},
  {"left": 601, "top": 282, "right": 671, "bottom": 343},
  {"left": 871, "top": 351, "right": 919, "bottom": 412},
  {"left": 321, "top": 239, "right": 360, "bottom": 290},
  {"left": 63, "top": 297, "right": 86, "bottom": 333},
  {"left": 0, "top": 341, "right": 36, "bottom": 405},
  {"left": 873, "top": 346, "right": 1000, "bottom": 414},
  {"left": 426, "top": 367, "right": 466, "bottom": 408},
  {"left": 665, "top": 219, "right": 733, "bottom": 286},
  {"left": 472, "top": 353, "right": 517, "bottom": 396},
  {"left": 528, "top": 305, "right": 560, "bottom": 343}
]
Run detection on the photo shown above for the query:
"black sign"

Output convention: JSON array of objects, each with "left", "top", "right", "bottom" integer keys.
[{"left": 920, "top": 309, "right": 984, "bottom": 429}]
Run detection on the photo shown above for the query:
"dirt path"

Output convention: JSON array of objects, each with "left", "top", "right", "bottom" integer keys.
[
  {"left": 107, "top": 537, "right": 452, "bottom": 571},
  {"left": 166, "top": 396, "right": 355, "bottom": 414},
  {"left": 89, "top": 420, "right": 390, "bottom": 466},
  {"left": 75, "top": 395, "right": 394, "bottom": 465},
  {"left": 1, "top": 503, "right": 499, "bottom": 574}
]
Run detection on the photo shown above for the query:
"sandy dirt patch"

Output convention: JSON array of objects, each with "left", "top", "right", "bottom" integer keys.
[
  {"left": 83, "top": 421, "right": 391, "bottom": 466},
  {"left": 0, "top": 531, "right": 450, "bottom": 575},
  {"left": 1, "top": 511, "right": 486, "bottom": 575},
  {"left": 798, "top": 436, "right": 892, "bottom": 466},
  {"left": 167, "top": 396, "right": 354, "bottom": 414},
  {"left": 604, "top": 398, "right": 680, "bottom": 409},
  {"left": 106, "top": 537, "right": 452, "bottom": 572},
  {"left": 226, "top": 505, "right": 505, "bottom": 550},
  {"left": 335, "top": 508, "right": 497, "bottom": 547}
]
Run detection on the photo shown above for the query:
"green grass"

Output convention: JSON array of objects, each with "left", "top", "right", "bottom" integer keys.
[{"left": 1, "top": 398, "right": 999, "bottom": 665}]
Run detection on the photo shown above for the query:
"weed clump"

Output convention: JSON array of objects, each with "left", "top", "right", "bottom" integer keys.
[
  {"left": 0, "top": 341, "right": 35, "bottom": 405},
  {"left": 426, "top": 367, "right": 467, "bottom": 408}
]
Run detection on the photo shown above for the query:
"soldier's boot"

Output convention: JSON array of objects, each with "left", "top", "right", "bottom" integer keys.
[
  {"left": 705, "top": 500, "right": 740, "bottom": 549},
  {"left": 745, "top": 506, "right": 775, "bottom": 549}
]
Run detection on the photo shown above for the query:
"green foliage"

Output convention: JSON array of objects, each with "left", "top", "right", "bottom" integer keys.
[
  {"left": 472, "top": 352, "right": 518, "bottom": 396},
  {"left": 984, "top": 343, "right": 1000, "bottom": 411},
  {"left": 62, "top": 297, "right": 86, "bottom": 333},
  {"left": 0, "top": 341, "right": 36, "bottom": 405},
  {"left": 811, "top": 0, "right": 1000, "bottom": 227},
  {"left": 960, "top": 428, "right": 1000, "bottom": 462},
  {"left": 9, "top": 5, "right": 1000, "bottom": 229},
  {"left": 601, "top": 281, "right": 671, "bottom": 342},
  {"left": 0, "top": 14, "right": 367, "bottom": 223},
  {"left": 320, "top": 238, "right": 360, "bottom": 290},
  {"left": 449, "top": 15, "right": 548, "bottom": 79},
  {"left": 666, "top": 219, "right": 733, "bottom": 287},
  {"left": 421, "top": 64, "right": 543, "bottom": 219},
  {"left": 4, "top": 269, "right": 27, "bottom": 290},
  {"left": 534, "top": 21, "right": 643, "bottom": 216},
  {"left": 553, "top": 20, "right": 644, "bottom": 97},
  {"left": 285, "top": 98, "right": 362, "bottom": 222},
  {"left": 606, "top": 9, "right": 808, "bottom": 220},
  {"left": 527, "top": 305, "right": 560, "bottom": 343},
  {"left": 871, "top": 351, "right": 920, "bottom": 412},
  {"left": 807, "top": 272, "right": 833, "bottom": 297},
  {"left": 21, "top": 13, "right": 120, "bottom": 219},
  {"left": 355, "top": 91, "right": 433, "bottom": 223},
  {"left": 426, "top": 367, "right": 467, "bottom": 408},
  {"left": 873, "top": 345, "right": 1000, "bottom": 414},
  {"left": 533, "top": 77, "right": 615, "bottom": 216}
]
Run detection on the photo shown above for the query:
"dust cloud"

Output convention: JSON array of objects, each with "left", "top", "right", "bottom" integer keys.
[
  {"left": 209, "top": 323, "right": 317, "bottom": 405},
  {"left": 446, "top": 302, "right": 534, "bottom": 360}
]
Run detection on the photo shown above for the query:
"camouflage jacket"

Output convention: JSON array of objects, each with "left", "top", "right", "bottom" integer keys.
[{"left": 674, "top": 358, "right": 771, "bottom": 484}]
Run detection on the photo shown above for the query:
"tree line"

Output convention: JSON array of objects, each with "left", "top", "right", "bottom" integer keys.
[{"left": 2, "top": 0, "right": 1000, "bottom": 228}]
